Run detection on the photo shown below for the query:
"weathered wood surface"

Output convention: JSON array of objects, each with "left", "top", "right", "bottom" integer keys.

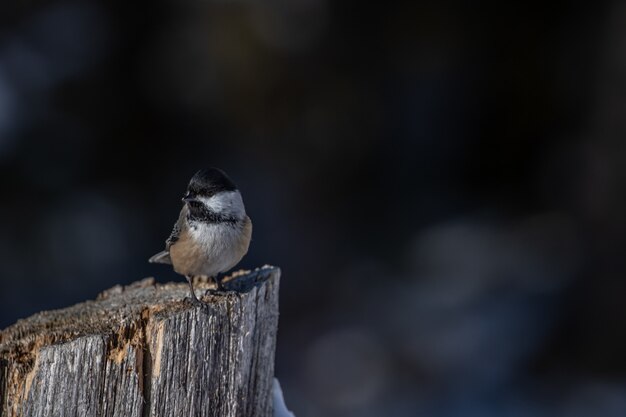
[{"left": 0, "top": 266, "right": 280, "bottom": 417}]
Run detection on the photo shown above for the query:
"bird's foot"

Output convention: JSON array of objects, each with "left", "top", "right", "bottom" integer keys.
[
  {"left": 186, "top": 275, "right": 210, "bottom": 309},
  {"left": 214, "top": 275, "right": 224, "bottom": 291}
]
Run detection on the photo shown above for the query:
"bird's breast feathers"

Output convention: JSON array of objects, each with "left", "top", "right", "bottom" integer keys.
[{"left": 169, "top": 216, "right": 252, "bottom": 277}]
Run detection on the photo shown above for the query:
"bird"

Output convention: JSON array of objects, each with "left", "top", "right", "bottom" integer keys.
[{"left": 149, "top": 168, "right": 252, "bottom": 305}]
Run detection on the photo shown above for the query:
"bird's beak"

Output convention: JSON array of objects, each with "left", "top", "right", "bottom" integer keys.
[{"left": 182, "top": 192, "right": 198, "bottom": 203}]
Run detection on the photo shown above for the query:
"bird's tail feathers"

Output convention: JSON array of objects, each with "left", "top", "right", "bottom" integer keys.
[{"left": 148, "top": 251, "right": 172, "bottom": 264}]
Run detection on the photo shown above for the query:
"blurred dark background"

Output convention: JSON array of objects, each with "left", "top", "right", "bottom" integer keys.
[{"left": 1, "top": 0, "right": 626, "bottom": 416}]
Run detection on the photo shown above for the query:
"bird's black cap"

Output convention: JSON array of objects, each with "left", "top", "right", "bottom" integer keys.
[{"left": 186, "top": 168, "right": 238, "bottom": 198}]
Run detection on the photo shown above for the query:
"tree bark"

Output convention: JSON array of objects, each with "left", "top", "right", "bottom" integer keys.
[{"left": 0, "top": 266, "right": 280, "bottom": 417}]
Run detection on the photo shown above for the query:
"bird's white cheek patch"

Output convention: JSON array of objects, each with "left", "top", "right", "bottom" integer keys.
[{"left": 199, "top": 191, "right": 246, "bottom": 217}]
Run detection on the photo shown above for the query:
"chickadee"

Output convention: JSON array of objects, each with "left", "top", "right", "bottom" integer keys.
[{"left": 149, "top": 168, "right": 252, "bottom": 305}]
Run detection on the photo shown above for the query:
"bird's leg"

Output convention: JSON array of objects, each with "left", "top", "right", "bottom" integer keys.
[
  {"left": 185, "top": 275, "right": 203, "bottom": 306},
  {"left": 212, "top": 274, "right": 223, "bottom": 291}
]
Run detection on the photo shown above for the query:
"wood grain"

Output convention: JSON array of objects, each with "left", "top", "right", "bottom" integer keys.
[{"left": 0, "top": 266, "right": 280, "bottom": 417}]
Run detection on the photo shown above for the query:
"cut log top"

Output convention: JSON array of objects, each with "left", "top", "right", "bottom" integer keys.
[{"left": 0, "top": 265, "right": 280, "bottom": 417}]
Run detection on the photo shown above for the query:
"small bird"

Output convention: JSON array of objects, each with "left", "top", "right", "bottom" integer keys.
[{"left": 149, "top": 168, "right": 252, "bottom": 305}]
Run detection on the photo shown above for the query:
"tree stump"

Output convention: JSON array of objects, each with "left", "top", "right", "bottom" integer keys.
[{"left": 0, "top": 266, "right": 280, "bottom": 417}]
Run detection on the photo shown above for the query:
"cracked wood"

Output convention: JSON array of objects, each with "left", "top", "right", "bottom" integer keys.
[{"left": 0, "top": 266, "right": 280, "bottom": 417}]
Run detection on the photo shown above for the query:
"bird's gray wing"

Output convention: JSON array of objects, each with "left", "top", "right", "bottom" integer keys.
[
  {"left": 148, "top": 206, "right": 187, "bottom": 264},
  {"left": 165, "top": 206, "right": 187, "bottom": 249}
]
